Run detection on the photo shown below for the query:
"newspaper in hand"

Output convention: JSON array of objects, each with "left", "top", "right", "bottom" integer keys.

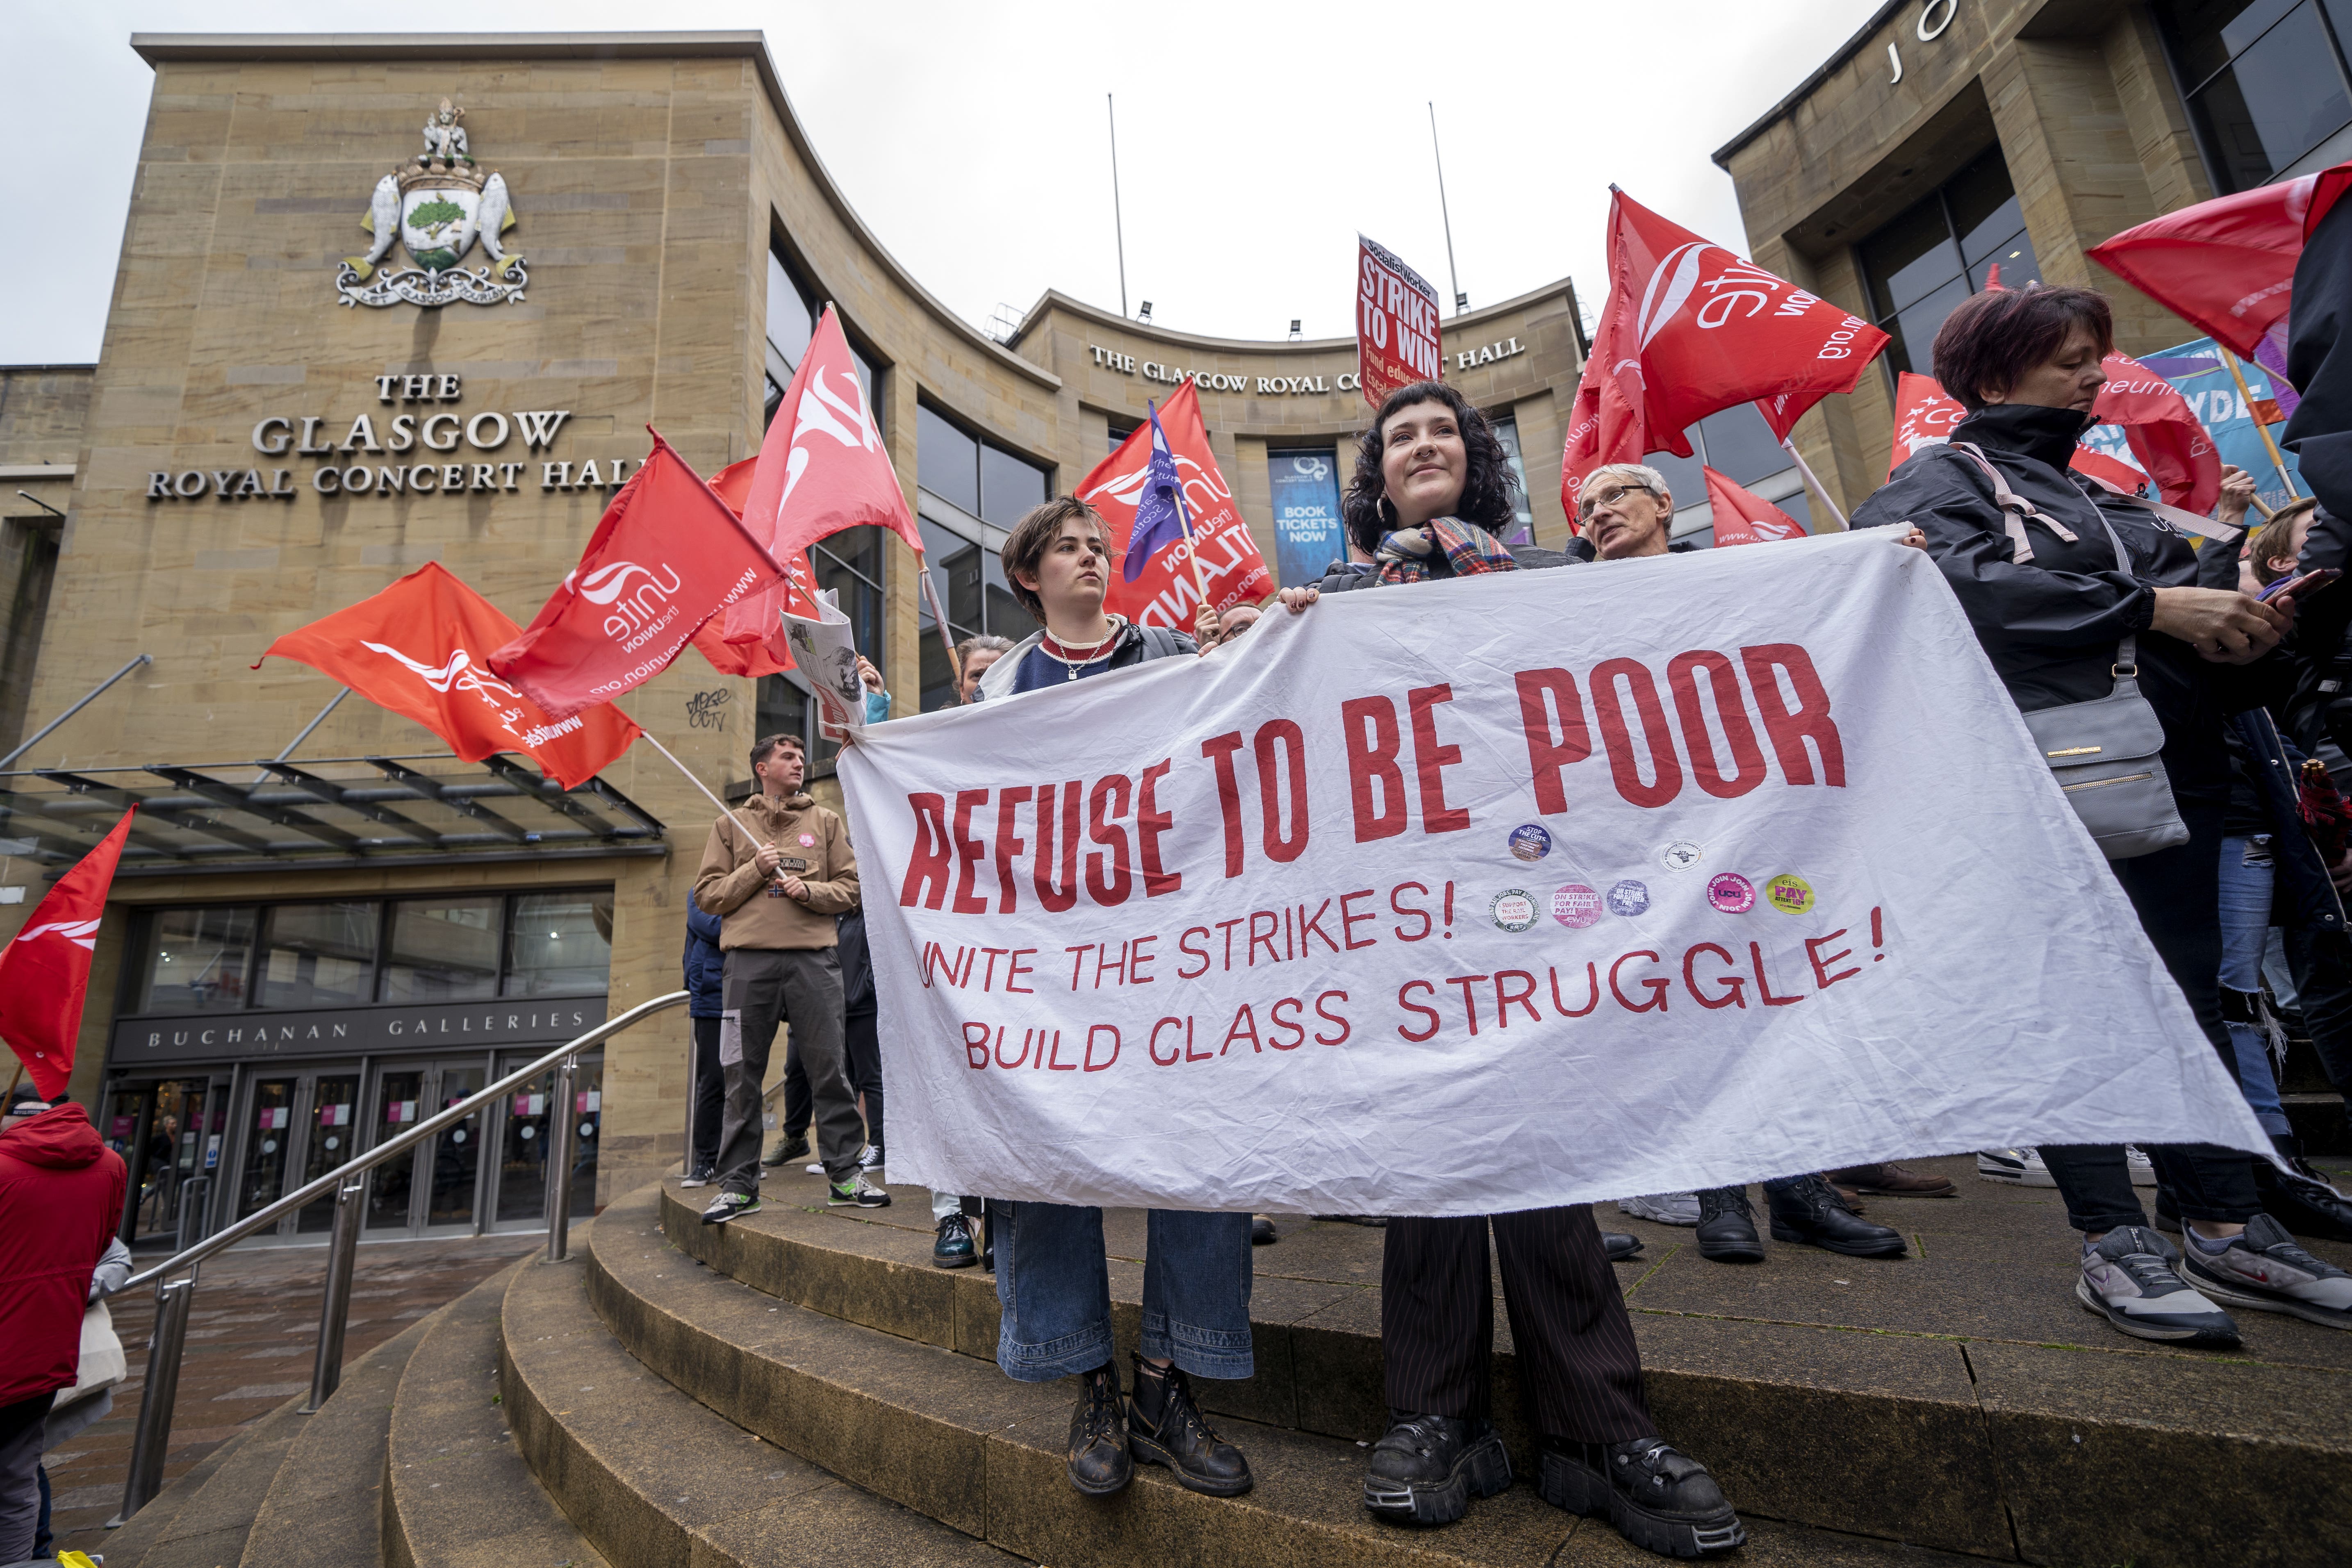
[{"left": 783, "top": 589, "right": 867, "bottom": 735}]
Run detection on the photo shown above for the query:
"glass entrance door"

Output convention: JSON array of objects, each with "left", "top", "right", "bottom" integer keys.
[
  {"left": 488, "top": 1050, "right": 603, "bottom": 1231},
  {"left": 362, "top": 1057, "right": 492, "bottom": 1237},
  {"left": 107, "top": 1076, "right": 227, "bottom": 1246},
  {"left": 294, "top": 1072, "right": 362, "bottom": 1234}
]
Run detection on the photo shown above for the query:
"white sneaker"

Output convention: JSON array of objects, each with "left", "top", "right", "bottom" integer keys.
[
  {"left": 2075, "top": 1225, "right": 2238, "bottom": 1347},
  {"left": 2180, "top": 1214, "right": 2352, "bottom": 1330},
  {"left": 2125, "top": 1146, "right": 2156, "bottom": 1187},
  {"left": 1976, "top": 1148, "right": 2056, "bottom": 1187},
  {"left": 809, "top": 1143, "right": 880, "bottom": 1176},
  {"left": 1617, "top": 1192, "right": 1702, "bottom": 1227}
]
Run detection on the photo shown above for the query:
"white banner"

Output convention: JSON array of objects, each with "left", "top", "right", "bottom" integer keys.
[{"left": 839, "top": 533, "right": 2269, "bottom": 1215}]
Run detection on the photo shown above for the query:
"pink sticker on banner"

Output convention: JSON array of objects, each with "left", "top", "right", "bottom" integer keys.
[
  {"left": 1551, "top": 883, "right": 1603, "bottom": 928},
  {"left": 1708, "top": 874, "right": 1755, "bottom": 913}
]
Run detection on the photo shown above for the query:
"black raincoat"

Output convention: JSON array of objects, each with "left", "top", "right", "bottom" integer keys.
[{"left": 1850, "top": 402, "right": 2281, "bottom": 802}]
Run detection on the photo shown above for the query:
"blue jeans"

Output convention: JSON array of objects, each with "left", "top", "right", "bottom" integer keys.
[
  {"left": 990, "top": 1202, "right": 1254, "bottom": 1382},
  {"left": 2218, "top": 835, "right": 2293, "bottom": 1138}
]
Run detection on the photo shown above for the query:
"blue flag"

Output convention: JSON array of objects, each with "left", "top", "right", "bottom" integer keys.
[{"left": 1123, "top": 401, "right": 1189, "bottom": 583}]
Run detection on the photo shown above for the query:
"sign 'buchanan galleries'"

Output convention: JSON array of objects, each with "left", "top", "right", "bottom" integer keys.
[{"left": 840, "top": 534, "right": 2268, "bottom": 1216}]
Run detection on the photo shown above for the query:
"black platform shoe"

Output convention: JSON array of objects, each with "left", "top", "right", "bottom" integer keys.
[
  {"left": 1127, "top": 1356, "right": 1252, "bottom": 1496},
  {"left": 1362, "top": 1411, "right": 1512, "bottom": 1525},
  {"left": 1694, "top": 1186, "right": 1765, "bottom": 1263},
  {"left": 1065, "top": 1362, "right": 1131, "bottom": 1496},
  {"left": 1767, "top": 1172, "right": 1908, "bottom": 1258},
  {"left": 1538, "top": 1436, "right": 1746, "bottom": 1557}
]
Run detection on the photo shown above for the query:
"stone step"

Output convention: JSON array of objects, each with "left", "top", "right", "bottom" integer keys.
[
  {"left": 497, "top": 1237, "right": 1025, "bottom": 1568},
  {"left": 593, "top": 1185, "right": 1978, "bottom": 1567},
  {"left": 383, "top": 1260, "right": 610, "bottom": 1568},
  {"left": 650, "top": 1174, "right": 2352, "bottom": 1567},
  {"left": 237, "top": 1314, "right": 433, "bottom": 1568},
  {"left": 97, "top": 1393, "right": 310, "bottom": 1568}
]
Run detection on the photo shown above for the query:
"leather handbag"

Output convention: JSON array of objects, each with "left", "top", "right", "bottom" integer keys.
[{"left": 1940, "top": 441, "right": 2190, "bottom": 859}]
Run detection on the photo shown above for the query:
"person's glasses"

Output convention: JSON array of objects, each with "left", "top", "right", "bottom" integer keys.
[{"left": 1578, "top": 483, "right": 1655, "bottom": 519}]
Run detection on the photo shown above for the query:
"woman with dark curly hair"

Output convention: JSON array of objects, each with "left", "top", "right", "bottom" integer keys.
[
  {"left": 1277, "top": 380, "right": 1744, "bottom": 1558},
  {"left": 1282, "top": 381, "right": 1573, "bottom": 604}
]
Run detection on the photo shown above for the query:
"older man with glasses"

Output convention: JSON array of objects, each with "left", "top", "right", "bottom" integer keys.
[{"left": 1574, "top": 464, "right": 1686, "bottom": 560}]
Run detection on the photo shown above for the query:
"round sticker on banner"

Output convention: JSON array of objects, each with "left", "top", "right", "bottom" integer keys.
[
  {"left": 1551, "top": 883, "right": 1604, "bottom": 928},
  {"left": 1607, "top": 879, "right": 1651, "bottom": 917},
  {"left": 1659, "top": 840, "right": 1704, "bottom": 873},
  {"left": 1708, "top": 873, "right": 1756, "bottom": 913},
  {"left": 1508, "top": 823, "right": 1553, "bottom": 862},
  {"left": 1765, "top": 874, "right": 1817, "bottom": 915},
  {"left": 798, "top": 833, "right": 817, "bottom": 847},
  {"left": 1492, "top": 890, "right": 1540, "bottom": 932}
]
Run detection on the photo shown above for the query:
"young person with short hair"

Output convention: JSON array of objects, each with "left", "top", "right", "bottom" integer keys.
[
  {"left": 972, "top": 497, "right": 1256, "bottom": 1501},
  {"left": 692, "top": 732, "right": 883, "bottom": 1221}
]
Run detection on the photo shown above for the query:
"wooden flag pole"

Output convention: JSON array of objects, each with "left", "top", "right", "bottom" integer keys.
[
  {"left": 1149, "top": 400, "right": 1215, "bottom": 624},
  {"left": 4, "top": 1061, "right": 23, "bottom": 1104},
  {"left": 2218, "top": 345, "right": 2302, "bottom": 499},
  {"left": 915, "top": 555, "right": 965, "bottom": 694},
  {"left": 1779, "top": 435, "right": 1850, "bottom": 530},
  {"left": 636, "top": 728, "right": 770, "bottom": 845}
]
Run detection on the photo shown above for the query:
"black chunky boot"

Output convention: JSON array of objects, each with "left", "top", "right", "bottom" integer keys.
[
  {"left": 1693, "top": 1186, "right": 1764, "bottom": 1263},
  {"left": 1604, "top": 1230, "right": 1644, "bottom": 1262},
  {"left": 1539, "top": 1436, "right": 1745, "bottom": 1557},
  {"left": 1362, "top": 1411, "right": 1511, "bottom": 1525},
  {"left": 1064, "top": 1362, "right": 1131, "bottom": 1495},
  {"left": 1767, "top": 1172, "right": 1908, "bottom": 1258},
  {"left": 1127, "top": 1356, "right": 1252, "bottom": 1496},
  {"left": 2255, "top": 1134, "right": 2352, "bottom": 1243}
]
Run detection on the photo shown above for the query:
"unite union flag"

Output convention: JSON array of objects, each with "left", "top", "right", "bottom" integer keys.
[
  {"left": 1077, "top": 381, "right": 1271, "bottom": 628},
  {"left": 0, "top": 806, "right": 135, "bottom": 1097}
]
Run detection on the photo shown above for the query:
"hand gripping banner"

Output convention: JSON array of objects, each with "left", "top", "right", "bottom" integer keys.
[{"left": 838, "top": 533, "right": 2268, "bottom": 1215}]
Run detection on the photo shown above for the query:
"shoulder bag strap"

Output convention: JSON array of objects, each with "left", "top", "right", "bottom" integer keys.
[
  {"left": 1944, "top": 440, "right": 2080, "bottom": 564},
  {"left": 2076, "top": 468, "right": 2244, "bottom": 542}
]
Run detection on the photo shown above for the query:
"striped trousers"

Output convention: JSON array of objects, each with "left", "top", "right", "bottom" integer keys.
[{"left": 1380, "top": 1204, "right": 1653, "bottom": 1442}]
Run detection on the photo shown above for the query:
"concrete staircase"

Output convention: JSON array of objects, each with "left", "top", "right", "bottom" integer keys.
[{"left": 96, "top": 1166, "right": 2352, "bottom": 1568}]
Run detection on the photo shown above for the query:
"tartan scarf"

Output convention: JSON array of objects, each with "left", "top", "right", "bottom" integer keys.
[{"left": 1373, "top": 515, "right": 1519, "bottom": 585}]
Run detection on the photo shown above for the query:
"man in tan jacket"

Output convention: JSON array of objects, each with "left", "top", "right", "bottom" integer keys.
[{"left": 692, "top": 733, "right": 884, "bottom": 1221}]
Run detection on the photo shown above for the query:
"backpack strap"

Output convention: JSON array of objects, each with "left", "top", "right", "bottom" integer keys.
[
  {"left": 1943, "top": 440, "right": 2079, "bottom": 564},
  {"left": 1133, "top": 624, "right": 1188, "bottom": 661}
]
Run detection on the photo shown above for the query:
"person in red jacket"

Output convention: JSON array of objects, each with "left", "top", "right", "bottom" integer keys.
[{"left": 0, "top": 1084, "right": 127, "bottom": 1562}]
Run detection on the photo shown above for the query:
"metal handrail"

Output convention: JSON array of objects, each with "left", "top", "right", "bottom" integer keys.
[
  {"left": 107, "top": 988, "right": 690, "bottom": 1527},
  {"left": 121, "top": 990, "right": 688, "bottom": 1293}
]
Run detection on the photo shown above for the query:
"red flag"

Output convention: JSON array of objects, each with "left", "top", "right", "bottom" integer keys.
[
  {"left": 1562, "top": 188, "right": 1888, "bottom": 517},
  {"left": 2095, "top": 350, "right": 2220, "bottom": 513},
  {"left": 1702, "top": 466, "right": 1808, "bottom": 547},
  {"left": 1357, "top": 234, "right": 1446, "bottom": 409},
  {"left": 1887, "top": 372, "right": 1967, "bottom": 481},
  {"left": 1077, "top": 381, "right": 1273, "bottom": 628},
  {"left": 490, "top": 432, "right": 784, "bottom": 720},
  {"left": 2069, "top": 445, "right": 2152, "bottom": 496},
  {"left": 0, "top": 808, "right": 134, "bottom": 1097},
  {"left": 724, "top": 307, "right": 915, "bottom": 652},
  {"left": 257, "top": 562, "right": 641, "bottom": 788},
  {"left": 689, "top": 457, "right": 796, "bottom": 680},
  {"left": 2087, "top": 161, "right": 2352, "bottom": 358}
]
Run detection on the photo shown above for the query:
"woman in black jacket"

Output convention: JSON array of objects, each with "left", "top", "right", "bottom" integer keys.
[{"left": 1853, "top": 284, "right": 2352, "bottom": 1345}]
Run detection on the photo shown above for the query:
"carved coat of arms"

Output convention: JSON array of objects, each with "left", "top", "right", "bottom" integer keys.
[{"left": 338, "top": 100, "right": 526, "bottom": 308}]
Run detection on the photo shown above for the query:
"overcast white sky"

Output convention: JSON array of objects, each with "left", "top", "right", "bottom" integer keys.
[{"left": 5, "top": 1, "right": 1883, "bottom": 363}]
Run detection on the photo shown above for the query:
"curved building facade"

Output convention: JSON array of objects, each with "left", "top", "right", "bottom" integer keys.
[{"left": 0, "top": 31, "right": 1598, "bottom": 1243}]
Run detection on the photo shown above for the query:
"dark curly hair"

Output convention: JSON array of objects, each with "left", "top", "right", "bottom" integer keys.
[{"left": 1342, "top": 381, "right": 1522, "bottom": 556}]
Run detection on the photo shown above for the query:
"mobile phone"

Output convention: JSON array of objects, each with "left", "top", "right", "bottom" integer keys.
[{"left": 2262, "top": 567, "right": 2343, "bottom": 603}]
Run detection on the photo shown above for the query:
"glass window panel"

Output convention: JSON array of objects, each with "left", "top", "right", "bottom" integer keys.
[
  {"left": 1881, "top": 274, "right": 1975, "bottom": 380},
  {"left": 2160, "top": 0, "right": 2300, "bottom": 84},
  {"left": 427, "top": 1063, "right": 486, "bottom": 1227},
  {"left": 1777, "top": 489, "right": 1817, "bottom": 533},
  {"left": 256, "top": 901, "right": 378, "bottom": 1009},
  {"left": 1642, "top": 441, "right": 1707, "bottom": 515},
  {"left": 1946, "top": 150, "right": 2024, "bottom": 266},
  {"left": 1487, "top": 416, "right": 1536, "bottom": 544},
  {"left": 135, "top": 906, "right": 257, "bottom": 1015},
  {"left": 921, "top": 627, "right": 980, "bottom": 713},
  {"left": 504, "top": 890, "right": 615, "bottom": 997},
  {"left": 917, "top": 405, "right": 980, "bottom": 514},
  {"left": 1694, "top": 404, "right": 1790, "bottom": 487},
  {"left": 756, "top": 675, "right": 810, "bottom": 751},
  {"left": 1969, "top": 229, "right": 2044, "bottom": 291},
  {"left": 1858, "top": 194, "right": 1966, "bottom": 317},
  {"left": 937, "top": 532, "right": 986, "bottom": 633},
  {"left": 381, "top": 897, "right": 501, "bottom": 1004},
  {"left": 2190, "top": 8, "right": 2352, "bottom": 190},
  {"left": 766, "top": 250, "right": 814, "bottom": 376},
  {"left": 366, "top": 1067, "right": 424, "bottom": 1231},
  {"left": 569, "top": 1055, "right": 602, "bottom": 1220},
  {"left": 236, "top": 1079, "right": 298, "bottom": 1221},
  {"left": 1109, "top": 421, "right": 1138, "bottom": 453},
  {"left": 980, "top": 444, "right": 1049, "bottom": 527}
]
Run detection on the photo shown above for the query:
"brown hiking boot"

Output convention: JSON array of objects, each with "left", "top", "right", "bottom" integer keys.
[{"left": 1828, "top": 1161, "right": 1956, "bottom": 1198}]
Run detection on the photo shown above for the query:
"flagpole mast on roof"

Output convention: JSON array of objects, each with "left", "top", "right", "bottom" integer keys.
[
  {"left": 1430, "top": 103, "right": 1463, "bottom": 317},
  {"left": 1109, "top": 95, "right": 1130, "bottom": 319}
]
